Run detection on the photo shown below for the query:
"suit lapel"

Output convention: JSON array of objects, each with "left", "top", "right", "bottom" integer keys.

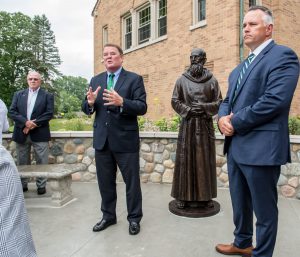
[
  {"left": 98, "top": 73, "right": 107, "bottom": 90},
  {"left": 94, "top": 73, "right": 106, "bottom": 104},
  {"left": 20, "top": 89, "right": 29, "bottom": 117},
  {"left": 231, "top": 41, "right": 276, "bottom": 105},
  {"left": 114, "top": 68, "right": 127, "bottom": 92},
  {"left": 229, "top": 62, "right": 244, "bottom": 106},
  {"left": 31, "top": 88, "right": 44, "bottom": 118}
]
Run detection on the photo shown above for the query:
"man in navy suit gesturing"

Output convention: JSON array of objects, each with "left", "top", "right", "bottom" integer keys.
[
  {"left": 216, "top": 6, "right": 299, "bottom": 257},
  {"left": 82, "top": 43, "right": 147, "bottom": 235}
]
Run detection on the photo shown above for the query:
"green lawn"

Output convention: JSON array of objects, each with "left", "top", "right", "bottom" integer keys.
[{"left": 50, "top": 118, "right": 93, "bottom": 131}]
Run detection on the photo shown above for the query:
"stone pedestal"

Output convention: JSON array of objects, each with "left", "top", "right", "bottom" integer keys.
[
  {"left": 49, "top": 175, "right": 73, "bottom": 207},
  {"left": 169, "top": 200, "right": 220, "bottom": 218}
]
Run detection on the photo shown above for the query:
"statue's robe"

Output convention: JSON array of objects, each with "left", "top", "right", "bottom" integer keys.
[{"left": 171, "top": 69, "right": 222, "bottom": 201}]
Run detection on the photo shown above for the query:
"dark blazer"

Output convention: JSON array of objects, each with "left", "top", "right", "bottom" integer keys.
[
  {"left": 9, "top": 88, "right": 54, "bottom": 144},
  {"left": 82, "top": 68, "right": 147, "bottom": 152},
  {"left": 219, "top": 41, "right": 299, "bottom": 166}
]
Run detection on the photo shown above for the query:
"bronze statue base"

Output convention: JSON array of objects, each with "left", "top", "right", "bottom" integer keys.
[{"left": 168, "top": 200, "right": 220, "bottom": 218}]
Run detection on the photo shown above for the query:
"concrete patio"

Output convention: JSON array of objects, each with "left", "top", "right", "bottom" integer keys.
[{"left": 25, "top": 182, "right": 300, "bottom": 257}]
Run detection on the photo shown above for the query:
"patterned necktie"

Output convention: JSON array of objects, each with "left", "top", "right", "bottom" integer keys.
[
  {"left": 235, "top": 53, "right": 255, "bottom": 93},
  {"left": 107, "top": 73, "right": 115, "bottom": 91}
]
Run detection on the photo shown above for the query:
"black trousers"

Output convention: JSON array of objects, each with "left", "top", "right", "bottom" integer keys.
[{"left": 95, "top": 141, "right": 143, "bottom": 223}]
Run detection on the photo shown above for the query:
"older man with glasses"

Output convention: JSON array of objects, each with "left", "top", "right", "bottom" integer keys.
[{"left": 9, "top": 71, "right": 54, "bottom": 195}]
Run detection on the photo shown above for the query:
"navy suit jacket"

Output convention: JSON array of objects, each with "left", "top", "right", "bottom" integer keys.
[
  {"left": 219, "top": 41, "right": 299, "bottom": 166},
  {"left": 9, "top": 88, "right": 54, "bottom": 144},
  {"left": 82, "top": 68, "right": 147, "bottom": 152}
]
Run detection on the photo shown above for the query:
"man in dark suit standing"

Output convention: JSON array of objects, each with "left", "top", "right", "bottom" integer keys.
[
  {"left": 216, "top": 6, "right": 299, "bottom": 257},
  {"left": 82, "top": 43, "right": 147, "bottom": 235},
  {"left": 9, "top": 71, "right": 54, "bottom": 195}
]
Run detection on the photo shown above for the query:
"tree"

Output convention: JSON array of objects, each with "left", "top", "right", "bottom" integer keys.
[
  {"left": 31, "top": 14, "right": 61, "bottom": 82},
  {"left": 0, "top": 12, "right": 35, "bottom": 106},
  {"left": 53, "top": 76, "right": 88, "bottom": 115},
  {"left": 57, "top": 90, "right": 82, "bottom": 116},
  {"left": 53, "top": 75, "right": 88, "bottom": 100},
  {"left": 0, "top": 12, "right": 61, "bottom": 107}
]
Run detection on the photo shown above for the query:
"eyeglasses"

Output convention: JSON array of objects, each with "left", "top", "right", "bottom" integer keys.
[{"left": 28, "top": 78, "right": 39, "bottom": 81}]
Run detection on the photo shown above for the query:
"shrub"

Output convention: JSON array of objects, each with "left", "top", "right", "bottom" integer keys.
[
  {"left": 154, "top": 118, "right": 168, "bottom": 131},
  {"left": 64, "top": 112, "right": 77, "bottom": 119},
  {"left": 138, "top": 116, "right": 147, "bottom": 130},
  {"left": 168, "top": 115, "right": 181, "bottom": 132},
  {"left": 289, "top": 117, "right": 300, "bottom": 135}
]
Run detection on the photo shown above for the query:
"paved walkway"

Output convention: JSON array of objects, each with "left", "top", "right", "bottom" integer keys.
[{"left": 25, "top": 183, "right": 300, "bottom": 257}]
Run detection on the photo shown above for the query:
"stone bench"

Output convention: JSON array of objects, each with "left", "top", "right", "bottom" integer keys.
[{"left": 18, "top": 163, "right": 87, "bottom": 207}]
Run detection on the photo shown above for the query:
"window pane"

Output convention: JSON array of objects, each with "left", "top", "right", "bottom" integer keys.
[
  {"left": 138, "top": 24, "right": 151, "bottom": 44},
  {"left": 159, "top": 0, "right": 167, "bottom": 17},
  {"left": 124, "top": 16, "right": 132, "bottom": 49},
  {"left": 249, "top": 0, "right": 257, "bottom": 7},
  {"left": 138, "top": 6, "right": 151, "bottom": 44},
  {"left": 158, "top": 0, "right": 167, "bottom": 37},
  {"left": 158, "top": 16, "right": 167, "bottom": 36},
  {"left": 198, "top": 0, "right": 206, "bottom": 21},
  {"left": 126, "top": 17, "right": 132, "bottom": 33},
  {"left": 125, "top": 33, "right": 132, "bottom": 50},
  {"left": 139, "top": 6, "right": 151, "bottom": 27},
  {"left": 102, "top": 26, "right": 108, "bottom": 45}
]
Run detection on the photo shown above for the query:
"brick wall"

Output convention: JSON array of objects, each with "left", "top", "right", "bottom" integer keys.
[{"left": 92, "top": 0, "right": 300, "bottom": 119}]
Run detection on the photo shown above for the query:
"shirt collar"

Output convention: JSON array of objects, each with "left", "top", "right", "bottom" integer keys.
[
  {"left": 251, "top": 39, "right": 273, "bottom": 57},
  {"left": 29, "top": 87, "right": 40, "bottom": 94},
  {"left": 107, "top": 66, "right": 122, "bottom": 77}
]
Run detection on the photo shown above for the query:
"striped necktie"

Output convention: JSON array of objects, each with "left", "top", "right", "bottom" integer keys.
[
  {"left": 235, "top": 53, "right": 255, "bottom": 94},
  {"left": 107, "top": 73, "right": 115, "bottom": 91}
]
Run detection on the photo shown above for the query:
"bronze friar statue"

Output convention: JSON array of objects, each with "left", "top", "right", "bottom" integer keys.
[{"left": 169, "top": 48, "right": 222, "bottom": 217}]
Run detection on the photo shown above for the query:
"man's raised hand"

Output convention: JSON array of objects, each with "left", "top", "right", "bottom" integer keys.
[{"left": 87, "top": 86, "right": 101, "bottom": 106}]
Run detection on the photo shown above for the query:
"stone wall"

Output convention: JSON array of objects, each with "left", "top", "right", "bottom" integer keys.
[{"left": 3, "top": 132, "right": 300, "bottom": 199}]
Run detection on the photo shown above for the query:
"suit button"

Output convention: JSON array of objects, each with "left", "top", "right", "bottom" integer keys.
[
  {"left": 105, "top": 122, "right": 108, "bottom": 126},
  {"left": 107, "top": 110, "right": 110, "bottom": 113}
]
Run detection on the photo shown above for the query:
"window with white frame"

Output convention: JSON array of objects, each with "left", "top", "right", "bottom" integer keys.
[
  {"left": 191, "top": 0, "right": 206, "bottom": 29},
  {"left": 158, "top": 0, "right": 167, "bottom": 37},
  {"left": 122, "top": 0, "right": 168, "bottom": 51},
  {"left": 102, "top": 25, "right": 108, "bottom": 46}
]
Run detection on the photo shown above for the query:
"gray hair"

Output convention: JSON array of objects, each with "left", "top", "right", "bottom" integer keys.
[
  {"left": 27, "top": 70, "right": 42, "bottom": 80},
  {"left": 248, "top": 5, "right": 274, "bottom": 25}
]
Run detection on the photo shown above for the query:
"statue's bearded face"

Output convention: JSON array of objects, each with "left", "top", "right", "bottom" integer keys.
[
  {"left": 188, "top": 54, "right": 206, "bottom": 78},
  {"left": 188, "top": 62, "right": 204, "bottom": 78}
]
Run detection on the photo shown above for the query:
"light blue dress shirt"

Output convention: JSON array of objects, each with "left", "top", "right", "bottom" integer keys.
[{"left": 27, "top": 87, "right": 40, "bottom": 120}]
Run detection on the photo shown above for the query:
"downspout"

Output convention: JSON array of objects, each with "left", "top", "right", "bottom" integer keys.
[{"left": 239, "top": 0, "right": 244, "bottom": 62}]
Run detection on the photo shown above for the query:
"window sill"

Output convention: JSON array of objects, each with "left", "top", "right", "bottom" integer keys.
[
  {"left": 124, "top": 35, "right": 168, "bottom": 54},
  {"left": 189, "top": 20, "right": 207, "bottom": 31}
]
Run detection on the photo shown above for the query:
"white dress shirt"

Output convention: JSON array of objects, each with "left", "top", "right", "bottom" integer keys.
[{"left": 250, "top": 38, "right": 273, "bottom": 61}]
